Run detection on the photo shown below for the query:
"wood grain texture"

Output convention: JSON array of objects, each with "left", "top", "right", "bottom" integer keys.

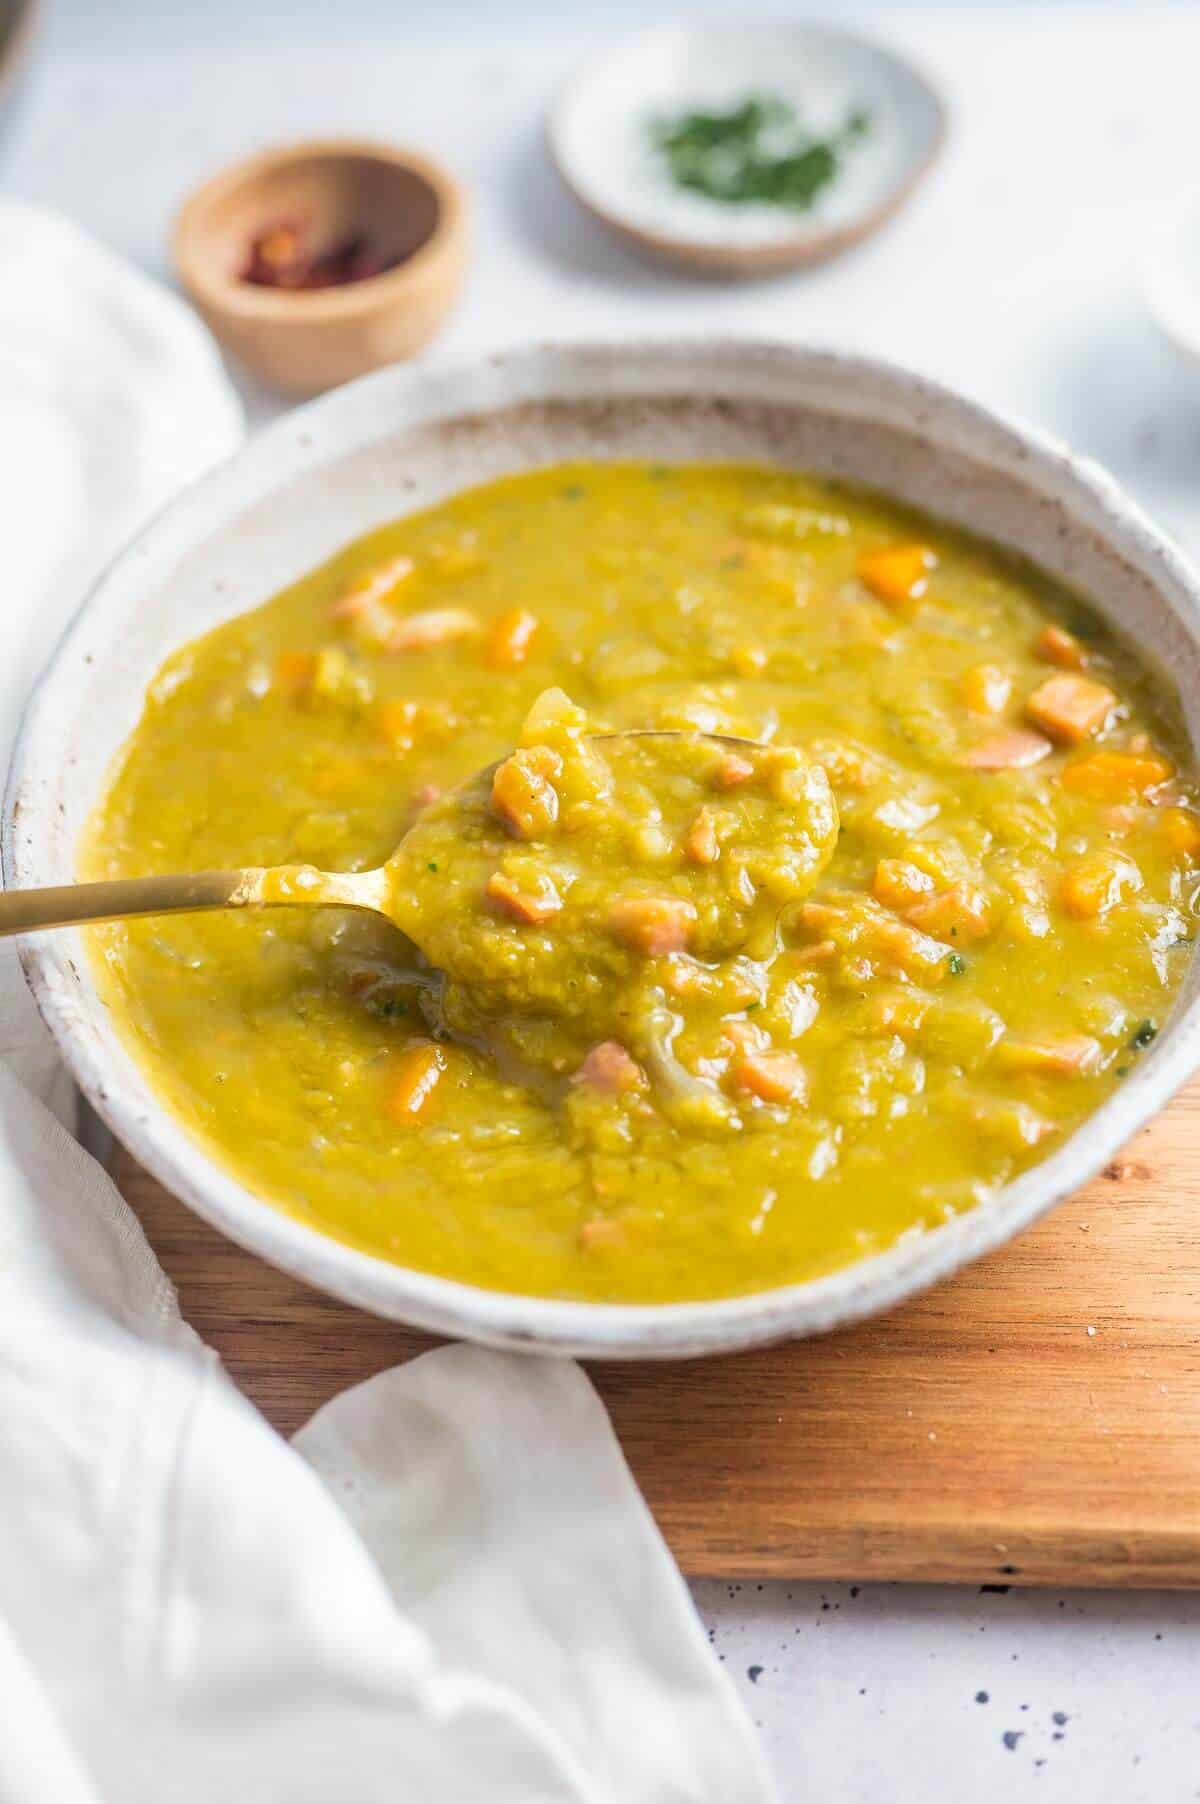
[{"left": 111, "top": 1085, "right": 1200, "bottom": 1588}]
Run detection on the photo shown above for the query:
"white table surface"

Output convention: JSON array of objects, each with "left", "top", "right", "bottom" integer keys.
[{"left": 6, "top": 3, "right": 1200, "bottom": 1798}]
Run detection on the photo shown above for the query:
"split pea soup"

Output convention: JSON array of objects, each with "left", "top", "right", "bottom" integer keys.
[{"left": 83, "top": 462, "right": 1200, "bottom": 1303}]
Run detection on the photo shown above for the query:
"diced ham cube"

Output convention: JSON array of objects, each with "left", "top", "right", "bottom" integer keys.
[
  {"left": 485, "top": 870, "right": 562, "bottom": 923},
  {"left": 963, "top": 729, "right": 1053, "bottom": 770},
  {"left": 609, "top": 896, "right": 696, "bottom": 955},
  {"left": 1026, "top": 674, "right": 1116, "bottom": 744},
  {"left": 572, "top": 1041, "right": 645, "bottom": 1095}
]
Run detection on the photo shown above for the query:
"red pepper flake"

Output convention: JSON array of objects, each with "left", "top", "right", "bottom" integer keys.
[{"left": 241, "top": 219, "right": 405, "bottom": 290}]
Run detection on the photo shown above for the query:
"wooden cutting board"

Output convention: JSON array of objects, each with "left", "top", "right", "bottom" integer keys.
[{"left": 111, "top": 1081, "right": 1200, "bottom": 1589}]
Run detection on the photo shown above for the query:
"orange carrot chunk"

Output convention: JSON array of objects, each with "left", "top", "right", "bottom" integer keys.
[
  {"left": 1026, "top": 673, "right": 1116, "bottom": 744},
  {"left": 960, "top": 662, "right": 1013, "bottom": 715},
  {"left": 732, "top": 1049, "right": 808, "bottom": 1103},
  {"left": 1059, "top": 749, "right": 1172, "bottom": 800},
  {"left": 963, "top": 728, "right": 1053, "bottom": 770},
  {"left": 491, "top": 745, "right": 562, "bottom": 840},
  {"left": 386, "top": 1041, "right": 446, "bottom": 1121},
  {"left": 486, "top": 607, "right": 540, "bottom": 669},
  {"left": 857, "top": 542, "right": 936, "bottom": 607},
  {"left": 905, "top": 882, "right": 993, "bottom": 942},
  {"left": 1035, "top": 623, "right": 1086, "bottom": 669},
  {"left": 872, "top": 858, "right": 935, "bottom": 911},
  {"left": 995, "top": 1034, "right": 1102, "bottom": 1076},
  {"left": 1059, "top": 851, "right": 1143, "bottom": 918},
  {"left": 275, "top": 650, "right": 316, "bottom": 697},
  {"left": 684, "top": 805, "right": 720, "bottom": 866},
  {"left": 713, "top": 751, "right": 756, "bottom": 789},
  {"left": 1162, "top": 806, "right": 1200, "bottom": 858}
]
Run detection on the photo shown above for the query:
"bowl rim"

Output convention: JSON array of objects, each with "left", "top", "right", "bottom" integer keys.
[
  {"left": 7, "top": 336, "right": 1200, "bottom": 1358},
  {"left": 172, "top": 136, "right": 467, "bottom": 325},
  {"left": 545, "top": 18, "right": 949, "bottom": 273}
]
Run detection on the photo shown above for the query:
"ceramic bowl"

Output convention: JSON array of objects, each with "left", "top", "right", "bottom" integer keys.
[
  {"left": 6, "top": 341, "right": 1200, "bottom": 1358},
  {"left": 548, "top": 21, "right": 946, "bottom": 276},
  {"left": 174, "top": 139, "right": 467, "bottom": 398}
]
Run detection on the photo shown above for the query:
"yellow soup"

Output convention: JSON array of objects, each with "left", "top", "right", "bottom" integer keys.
[{"left": 83, "top": 463, "right": 1200, "bottom": 1302}]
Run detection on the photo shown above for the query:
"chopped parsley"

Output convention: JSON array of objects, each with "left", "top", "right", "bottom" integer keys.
[
  {"left": 649, "top": 93, "right": 870, "bottom": 212},
  {"left": 1130, "top": 1019, "right": 1158, "bottom": 1050},
  {"left": 947, "top": 952, "right": 968, "bottom": 977}
]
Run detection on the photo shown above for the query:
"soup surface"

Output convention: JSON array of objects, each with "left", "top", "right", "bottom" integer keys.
[{"left": 84, "top": 462, "right": 1199, "bottom": 1302}]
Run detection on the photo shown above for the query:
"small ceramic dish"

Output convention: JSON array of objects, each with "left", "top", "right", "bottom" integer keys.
[
  {"left": 548, "top": 20, "right": 946, "bottom": 276},
  {"left": 174, "top": 138, "right": 467, "bottom": 398},
  {"left": 7, "top": 341, "right": 1200, "bottom": 1358}
]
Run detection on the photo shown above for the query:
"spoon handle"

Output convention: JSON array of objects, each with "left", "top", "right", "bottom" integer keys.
[
  {"left": 0, "top": 871, "right": 252, "bottom": 936},
  {"left": 0, "top": 862, "right": 392, "bottom": 937}
]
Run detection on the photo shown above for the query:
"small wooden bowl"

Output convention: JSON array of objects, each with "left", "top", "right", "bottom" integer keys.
[{"left": 174, "top": 139, "right": 467, "bottom": 398}]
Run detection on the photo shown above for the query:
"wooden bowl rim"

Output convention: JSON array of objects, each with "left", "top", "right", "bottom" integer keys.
[{"left": 173, "top": 136, "right": 466, "bottom": 323}]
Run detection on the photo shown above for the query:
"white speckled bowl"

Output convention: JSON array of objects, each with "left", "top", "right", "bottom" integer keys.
[
  {"left": 6, "top": 341, "right": 1200, "bottom": 1357},
  {"left": 549, "top": 21, "right": 946, "bottom": 275}
]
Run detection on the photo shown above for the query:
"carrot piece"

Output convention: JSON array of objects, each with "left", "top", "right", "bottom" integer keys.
[
  {"left": 485, "top": 870, "right": 562, "bottom": 923},
  {"left": 868, "top": 988, "right": 931, "bottom": 1040},
  {"left": 684, "top": 805, "right": 720, "bottom": 866},
  {"left": 962, "top": 728, "right": 1053, "bottom": 771},
  {"left": 1162, "top": 806, "right": 1200, "bottom": 858},
  {"left": 1026, "top": 673, "right": 1116, "bottom": 744},
  {"left": 857, "top": 542, "right": 936, "bottom": 607},
  {"left": 868, "top": 915, "right": 951, "bottom": 984},
  {"left": 713, "top": 751, "right": 756, "bottom": 789},
  {"left": 960, "top": 662, "right": 1013, "bottom": 715},
  {"left": 609, "top": 896, "right": 696, "bottom": 955},
  {"left": 731, "top": 1048, "right": 807, "bottom": 1103},
  {"left": 904, "top": 882, "right": 993, "bottom": 942},
  {"left": 579, "top": 1217, "right": 629, "bottom": 1252},
  {"left": 388, "top": 607, "right": 478, "bottom": 652},
  {"left": 572, "top": 1041, "right": 645, "bottom": 1095},
  {"left": 491, "top": 746, "right": 563, "bottom": 840},
  {"left": 486, "top": 607, "right": 539, "bottom": 669},
  {"left": 386, "top": 1041, "right": 446, "bottom": 1121},
  {"left": 275, "top": 650, "right": 316, "bottom": 696},
  {"left": 1059, "top": 851, "right": 1143, "bottom": 918},
  {"left": 872, "top": 858, "right": 935, "bottom": 912},
  {"left": 1035, "top": 623, "right": 1086, "bottom": 669},
  {"left": 1060, "top": 749, "right": 1173, "bottom": 800},
  {"left": 375, "top": 698, "right": 421, "bottom": 752},
  {"left": 995, "top": 1035, "right": 1102, "bottom": 1077}
]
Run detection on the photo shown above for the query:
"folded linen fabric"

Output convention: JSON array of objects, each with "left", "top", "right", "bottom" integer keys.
[{"left": 0, "top": 202, "right": 775, "bottom": 1804}]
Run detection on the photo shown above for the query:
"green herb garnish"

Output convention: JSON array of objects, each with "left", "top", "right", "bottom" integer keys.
[
  {"left": 649, "top": 93, "right": 870, "bottom": 212},
  {"left": 947, "top": 952, "right": 967, "bottom": 977},
  {"left": 1130, "top": 1020, "right": 1158, "bottom": 1050}
]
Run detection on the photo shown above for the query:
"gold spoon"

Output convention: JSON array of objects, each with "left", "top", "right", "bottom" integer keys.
[{"left": 0, "top": 732, "right": 765, "bottom": 939}]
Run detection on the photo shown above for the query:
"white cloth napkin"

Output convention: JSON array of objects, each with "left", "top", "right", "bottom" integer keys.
[{"left": 0, "top": 202, "right": 776, "bottom": 1804}]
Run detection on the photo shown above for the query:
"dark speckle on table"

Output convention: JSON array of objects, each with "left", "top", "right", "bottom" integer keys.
[
  {"left": 1002, "top": 1731, "right": 1024, "bottom": 1752},
  {"left": 975, "top": 1691, "right": 989, "bottom": 1704},
  {"left": 1052, "top": 1711, "right": 1069, "bottom": 1727},
  {"left": 747, "top": 1665, "right": 763, "bottom": 1685}
]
